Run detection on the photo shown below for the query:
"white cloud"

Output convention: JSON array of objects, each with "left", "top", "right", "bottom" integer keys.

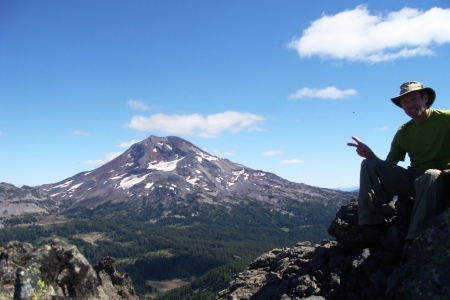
[
  {"left": 82, "top": 152, "right": 122, "bottom": 165},
  {"left": 72, "top": 130, "right": 90, "bottom": 136},
  {"left": 289, "top": 86, "right": 357, "bottom": 99},
  {"left": 281, "top": 159, "right": 302, "bottom": 164},
  {"left": 117, "top": 140, "right": 139, "bottom": 148},
  {"left": 206, "top": 148, "right": 234, "bottom": 157},
  {"left": 0, "top": 130, "right": 3, "bottom": 136},
  {"left": 263, "top": 150, "right": 284, "bottom": 156},
  {"left": 105, "top": 152, "right": 122, "bottom": 161},
  {"left": 288, "top": 6, "right": 450, "bottom": 63},
  {"left": 128, "top": 99, "right": 151, "bottom": 111},
  {"left": 127, "top": 111, "right": 265, "bottom": 138},
  {"left": 376, "top": 126, "right": 389, "bottom": 131}
]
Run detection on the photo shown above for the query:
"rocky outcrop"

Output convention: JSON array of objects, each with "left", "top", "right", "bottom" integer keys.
[
  {"left": 217, "top": 198, "right": 450, "bottom": 299},
  {"left": 0, "top": 239, "right": 138, "bottom": 300}
]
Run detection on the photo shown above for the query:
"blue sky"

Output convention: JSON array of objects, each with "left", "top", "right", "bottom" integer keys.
[{"left": 1, "top": 1, "right": 450, "bottom": 189}]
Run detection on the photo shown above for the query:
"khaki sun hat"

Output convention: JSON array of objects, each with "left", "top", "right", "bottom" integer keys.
[{"left": 391, "top": 81, "right": 436, "bottom": 108}]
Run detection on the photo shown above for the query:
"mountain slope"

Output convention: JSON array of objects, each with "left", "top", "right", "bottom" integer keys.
[{"left": 40, "top": 135, "right": 354, "bottom": 219}]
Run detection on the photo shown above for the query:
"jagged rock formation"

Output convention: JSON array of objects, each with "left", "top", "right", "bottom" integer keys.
[
  {"left": 0, "top": 239, "right": 138, "bottom": 300},
  {"left": 217, "top": 198, "right": 450, "bottom": 299}
]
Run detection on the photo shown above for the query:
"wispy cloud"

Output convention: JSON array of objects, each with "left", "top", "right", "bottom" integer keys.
[
  {"left": 281, "top": 159, "right": 302, "bottom": 164},
  {"left": 117, "top": 140, "right": 139, "bottom": 148},
  {"left": 289, "top": 86, "right": 357, "bottom": 100},
  {"left": 288, "top": 6, "right": 450, "bottom": 63},
  {"left": 72, "top": 130, "right": 90, "bottom": 136},
  {"left": 127, "top": 111, "right": 265, "bottom": 138},
  {"left": 263, "top": 150, "right": 284, "bottom": 156},
  {"left": 0, "top": 130, "right": 3, "bottom": 136},
  {"left": 82, "top": 152, "right": 122, "bottom": 165},
  {"left": 128, "top": 99, "right": 151, "bottom": 111},
  {"left": 376, "top": 126, "right": 389, "bottom": 131}
]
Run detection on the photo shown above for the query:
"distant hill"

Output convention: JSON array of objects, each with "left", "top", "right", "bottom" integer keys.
[
  {"left": 0, "top": 182, "right": 61, "bottom": 217},
  {"left": 332, "top": 186, "right": 359, "bottom": 192}
]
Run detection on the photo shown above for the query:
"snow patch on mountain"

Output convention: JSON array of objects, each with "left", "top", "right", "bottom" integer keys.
[
  {"left": 147, "top": 157, "right": 185, "bottom": 171},
  {"left": 196, "top": 151, "right": 218, "bottom": 162},
  {"left": 232, "top": 169, "right": 248, "bottom": 181},
  {"left": 185, "top": 176, "right": 198, "bottom": 185},
  {"left": 68, "top": 183, "right": 83, "bottom": 192},
  {"left": 119, "top": 174, "right": 150, "bottom": 189},
  {"left": 53, "top": 180, "right": 74, "bottom": 189}
]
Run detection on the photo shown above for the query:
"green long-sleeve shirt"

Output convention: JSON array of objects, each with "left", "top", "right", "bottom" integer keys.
[{"left": 388, "top": 109, "right": 450, "bottom": 171}]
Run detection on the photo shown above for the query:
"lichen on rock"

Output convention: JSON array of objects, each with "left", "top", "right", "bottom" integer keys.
[{"left": 0, "top": 239, "right": 138, "bottom": 300}]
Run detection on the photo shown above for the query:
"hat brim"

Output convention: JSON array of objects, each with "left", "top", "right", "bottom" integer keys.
[{"left": 391, "top": 87, "right": 436, "bottom": 108}]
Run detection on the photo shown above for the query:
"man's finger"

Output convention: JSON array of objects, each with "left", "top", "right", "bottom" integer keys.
[
  {"left": 351, "top": 136, "right": 361, "bottom": 144},
  {"left": 347, "top": 143, "right": 358, "bottom": 147}
]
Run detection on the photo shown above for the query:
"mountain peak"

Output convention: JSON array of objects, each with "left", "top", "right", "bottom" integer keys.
[{"left": 124, "top": 135, "right": 215, "bottom": 170}]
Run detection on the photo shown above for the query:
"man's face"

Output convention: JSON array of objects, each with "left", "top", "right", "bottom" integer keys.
[{"left": 400, "top": 92, "right": 428, "bottom": 122}]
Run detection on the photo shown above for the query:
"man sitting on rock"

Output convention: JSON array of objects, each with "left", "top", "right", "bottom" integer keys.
[{"left": 347, "top": 81, "right": 450, "bottom": 249}]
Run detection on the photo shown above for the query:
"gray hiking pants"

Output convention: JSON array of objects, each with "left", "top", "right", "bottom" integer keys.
[{"left": 358, "top": 157, "right": 448, "bottom": 240}]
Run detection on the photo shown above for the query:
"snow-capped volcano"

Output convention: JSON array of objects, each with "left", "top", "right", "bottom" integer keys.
[{"left": 40, "top": 135, "right": 352, "bottom": 215}]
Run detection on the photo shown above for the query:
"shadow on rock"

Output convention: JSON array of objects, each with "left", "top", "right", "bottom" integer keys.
[{"left": 217, "top": 197, "right": 450, "bottom": 300}]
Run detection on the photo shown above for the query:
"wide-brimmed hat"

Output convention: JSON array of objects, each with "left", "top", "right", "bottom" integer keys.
[{"left": 391, "top": 81, "right": 436, "bottom": 108}]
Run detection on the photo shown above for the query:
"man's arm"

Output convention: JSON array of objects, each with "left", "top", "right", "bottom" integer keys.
[{"left": 348, "top": 136, "right": 399, "bottom": 164}]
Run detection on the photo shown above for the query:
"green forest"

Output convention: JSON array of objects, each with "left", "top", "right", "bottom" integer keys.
[{"left": 0, "top": 198, "right": 345, "bottom": 298}]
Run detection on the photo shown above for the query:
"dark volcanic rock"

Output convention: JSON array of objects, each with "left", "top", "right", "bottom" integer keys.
[
  {"left": 396, "top": 209, "right": 450, "bottom": 298},
  {"left": 0, "top": 239, "right": 138, "bottom": 299},
  {"left": 217, "top": 198, "right": 450, "bottom": 299}
]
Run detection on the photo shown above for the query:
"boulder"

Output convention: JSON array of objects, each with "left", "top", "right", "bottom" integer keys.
[{"left": 0, "top": 239, "right": 138, "bottom": 300}]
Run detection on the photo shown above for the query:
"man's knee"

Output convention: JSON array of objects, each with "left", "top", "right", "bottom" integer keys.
[
  {"left": 361, "top": 157, "right": 381, "bottom": 170},
  {"left": 424, "top": 169, "right": 441, "bottom": 178},
  {"left": 416, "top": 169, "right": 441, "bottom": 185}
]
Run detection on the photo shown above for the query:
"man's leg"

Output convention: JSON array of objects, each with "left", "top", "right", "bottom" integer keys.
[
  {"left": 406, "top": 169, "right": 446, "bottom": 240},
  {"left": 358, "top": 158, "right": 415, "bottom": 225}
]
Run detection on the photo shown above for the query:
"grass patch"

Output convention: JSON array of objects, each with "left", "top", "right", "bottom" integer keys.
[
  {"left": 73, "top": 232, "right": 105, "bottom": 245},
  {"left": 147, "top": 278, "right": 191, "bottom": 294}
]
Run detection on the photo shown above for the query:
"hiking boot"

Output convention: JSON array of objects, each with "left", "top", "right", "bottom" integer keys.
[{"left": 343, "top": 224, "right": 385, "bottom": 250}]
